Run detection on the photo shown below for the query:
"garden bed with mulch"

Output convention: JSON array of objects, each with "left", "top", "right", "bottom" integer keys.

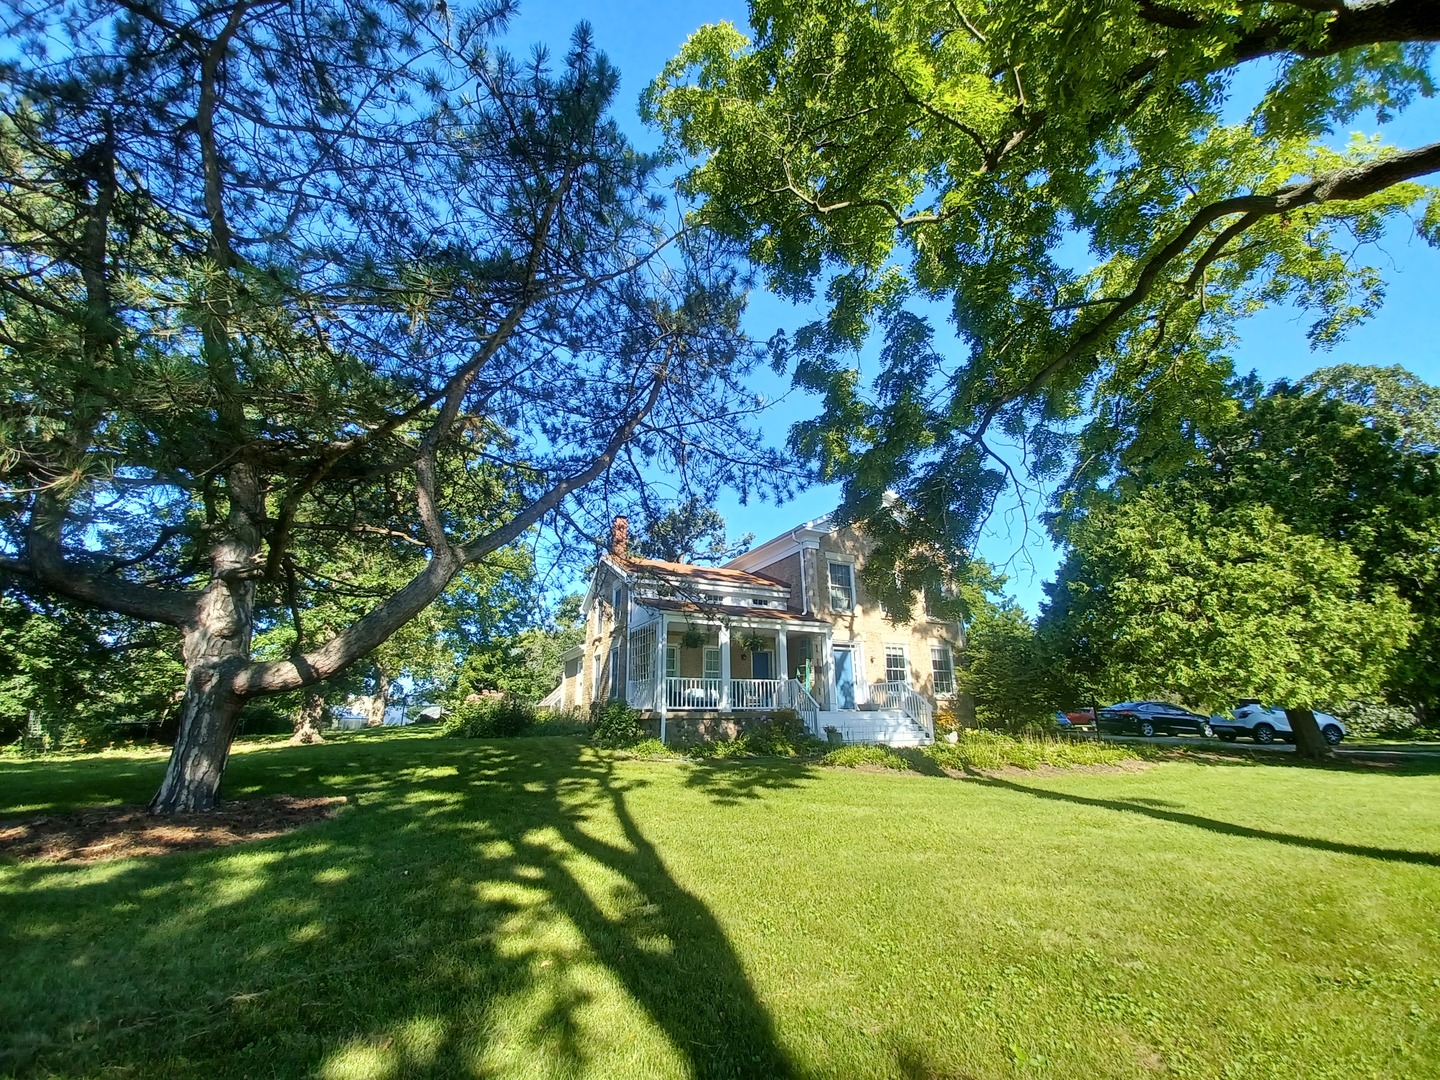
[{"left": 0, "top": 795, "right": 349, "bottom": 863}]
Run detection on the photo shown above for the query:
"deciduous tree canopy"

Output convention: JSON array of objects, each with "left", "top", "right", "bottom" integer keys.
[
  {"left": 646, "top": 0, "right": 1440, "bottom": 597},
  {"left": 1056, "top": 364, "right": 1440, "bottom": 711},
  {"left": 1040, "top": 493, "right": 1414, "bottom": 711}
]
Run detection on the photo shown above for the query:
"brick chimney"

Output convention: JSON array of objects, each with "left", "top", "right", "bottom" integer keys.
[{"left": 610, "top": 515, "right": 630, "bottom": 557}]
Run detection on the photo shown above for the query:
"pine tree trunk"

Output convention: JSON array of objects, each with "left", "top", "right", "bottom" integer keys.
[
  {"left": 148, "top": 590, "right": 253, "bottom": 812},
  {"left": 148, "top": 462, "right": 261, "bottom": 814},
  {"left": 290, "top": 690, "right": 327, "bottom": 745},
  {"left": 1285, "top": 707, "right": 1335, "bottom": 763}
]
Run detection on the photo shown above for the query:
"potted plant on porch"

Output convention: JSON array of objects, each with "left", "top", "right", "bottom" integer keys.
[
  {"left": 679, "top": 627, "right": 705, "bottom": 650},
  {"left": 739, "top": 632, "right": 767, "bottom": 656}
]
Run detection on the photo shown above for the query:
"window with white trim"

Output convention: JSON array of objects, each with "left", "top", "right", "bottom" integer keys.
[
  {"left": 884, "top": 644, "right": 908, "bottom": 685},
  {"left": 703, "top": 647, "right": 721, "bottom": 681},
  {"left": 665, "top": 646, "right": 678, "bottom": 679},
  {"left": 828, "top": 560, "right": 855, "bottom": 612},
  {"left": 629, "top": 627, "right": 655, "bottom": 684},
  {"left": 931, "top": 645, "right": 955, "bottom": 695},
  {"left": 608, "top": 646, "right": 624, "bottom": 699}
]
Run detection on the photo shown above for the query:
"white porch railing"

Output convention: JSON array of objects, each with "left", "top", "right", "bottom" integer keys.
[
  {"left": 868, "top": 681, "right": 935, "bottom": 740},
  {"left": 665, "top": 677, "right": 722, "bottom": 709},
  {"left": 901, "top": 685, "right": 934, "bottom": 740},
  {"left": 658, "top": 676, "right": 819, "bottom": 721},
  {"left": 731, "top": 678, "right": 782, "bottom": 710}
]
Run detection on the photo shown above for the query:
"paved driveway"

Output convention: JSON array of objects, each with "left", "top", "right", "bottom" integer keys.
[{"left": 1095, "top": 733, "right": 1440, "bottom": 759}]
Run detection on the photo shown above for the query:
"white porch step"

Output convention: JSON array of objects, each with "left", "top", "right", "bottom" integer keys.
[
  {"left": 819, "top": 710, "right": 932, "bottom": 747},
  {"left": 819, "top": 709, "right": 907, "bottom": 723}
]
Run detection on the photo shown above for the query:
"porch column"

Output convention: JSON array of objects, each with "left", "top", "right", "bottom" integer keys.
[
  {"left": 718, "top": 623, "right": 732, "bottom": 712},
  {"left": 655, "top": 616, "right": 668, "bottom": 737},
  {"left": 775, "top": 626, "right": 788, "bottom": 683},
  {"left": 822, "top": 630, "right": 835, "bottom": 711}
]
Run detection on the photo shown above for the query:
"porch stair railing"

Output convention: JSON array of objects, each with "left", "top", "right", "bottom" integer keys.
[
  {"left": 867, "top": 681, "right": 935, "bottom": 741},
  {"left": 779, "top": 679, "right": 822, "bottom": 734}
]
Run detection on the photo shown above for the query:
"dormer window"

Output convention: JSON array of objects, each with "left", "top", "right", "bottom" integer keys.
[{"left": 828, "top": 561, "right": 855, "bottom": 612}]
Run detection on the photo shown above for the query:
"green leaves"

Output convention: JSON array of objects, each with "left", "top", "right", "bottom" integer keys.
[
  {"left": 1045, "top": 494, "right": 1414, "bottom": 709},
  {"left": 1045, "top": 366, "right": 1440, "bottom": 712},
  {"left": 649, "top": 0, "right": 1440, "bottom": 580}
]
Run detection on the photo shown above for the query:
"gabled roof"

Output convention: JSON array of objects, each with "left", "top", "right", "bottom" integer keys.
[
  {"left": 614, "top": 554, "right": 788, "bottom": 590},
  {"left": 724, "top": 510, "right": 841, "bottom": 575},
  {"left": 641, "top": 598, "right": 827, "bottom": 626},
  {"left": 583, "top": 551, "right": 790, "bottom": 617}
]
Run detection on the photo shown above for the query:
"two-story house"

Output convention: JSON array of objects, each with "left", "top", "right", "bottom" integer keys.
[{"left": 552, "top": 511, "right": 966, "bottom": 746}]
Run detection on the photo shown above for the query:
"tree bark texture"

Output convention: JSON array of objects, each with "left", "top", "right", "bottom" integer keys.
[
  {"left": 290, "top": 691, "right": 327, "bottom": 745},
  {"left": 148, "top": 463, "right": 262, "bottom": 813},
  {"left": 147, "top": 589, "right": 253, "bottom": 812},
  {"left": 1285, "top": 707, "right": 1336, "bottom": 763}
]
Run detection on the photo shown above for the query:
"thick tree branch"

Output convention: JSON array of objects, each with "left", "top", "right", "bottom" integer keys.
[
  {"left": 1139, "top": 0, "right": 1440, "bottom": 63},
  {"left": 21, "top": 495, "right": 196, "bottom": 625},
  {"left": 970, "top": 139, "right": 1440, "bottom": 440},
  {"left": 232, "top": 357, "right": 673, "bottom": 696}
]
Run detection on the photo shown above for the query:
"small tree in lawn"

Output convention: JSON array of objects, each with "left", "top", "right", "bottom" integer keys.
[
  {"left": 955, "top": 600, "right": 1057, "bottom": 733},
  {"left": 0, "top": 3, "right": 784, "bottom": 810}
]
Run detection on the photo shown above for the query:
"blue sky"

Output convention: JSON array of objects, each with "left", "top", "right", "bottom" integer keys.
[{"left": 500, "top": 1, "right": 1440, "bottom": 612}]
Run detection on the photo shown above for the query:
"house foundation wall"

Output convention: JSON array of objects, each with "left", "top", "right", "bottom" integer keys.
[{"left": 641, "top": 710, "right": 784, "bottom": 744}]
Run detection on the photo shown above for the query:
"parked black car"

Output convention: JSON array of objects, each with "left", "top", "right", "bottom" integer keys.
[{"left": 1096, "top": 701, "right": 1214, "bottom": 737}]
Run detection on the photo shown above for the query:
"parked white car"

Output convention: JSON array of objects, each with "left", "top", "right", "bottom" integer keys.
[{"left": 1210, "top": 704, "right": 1346, "bottom": 745}]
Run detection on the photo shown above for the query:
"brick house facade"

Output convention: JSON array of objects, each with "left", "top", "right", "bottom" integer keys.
[{"left": 555, "top": 511, "right": 969, "bottom": 745}]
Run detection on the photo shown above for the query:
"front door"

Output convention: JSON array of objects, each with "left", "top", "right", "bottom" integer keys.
[
  {"left": 833, "top": 644, "right": 855, "bottom": 710},
  {"left": 751, "top": 650, "right": 773, "bottom": 680}
]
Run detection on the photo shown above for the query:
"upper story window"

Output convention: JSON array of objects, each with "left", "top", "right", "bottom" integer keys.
[
  {"left": 884, "top": 643, "right": 908, "bottom": 685},
  {"left": 612, "top": 585, "right": 624, "bottom": 611},
  {"left": 828, "top": 560, "right": 855, "bottom": 612}
]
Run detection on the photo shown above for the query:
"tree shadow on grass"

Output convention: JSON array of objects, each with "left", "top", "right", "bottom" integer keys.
[
  {"left": 0, "top": 758, "right": 168, "bottom": 817},
  {"left": 1160, "top": 745, "right": 1440, "bottom": 776},
  {"left": 0, "top": 737, "right": 805, "bottom": 1079},
  {"left": 679, "top": 756, "right": 817, "bottom": 806},
  {"left": 969, "top": 771, "right": 1440, "bottom": 868}
]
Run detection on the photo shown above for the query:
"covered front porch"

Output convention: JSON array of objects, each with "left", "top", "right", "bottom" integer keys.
[
  {"left": 622, "top": 605, "right": 933, "bottom": 744},
  {"left": 625, "top": 608, "right": 829, "bottom": 732}
]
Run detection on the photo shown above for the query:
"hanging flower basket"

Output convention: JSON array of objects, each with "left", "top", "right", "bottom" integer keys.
[
  {"left": 740, "top": 632, "right": 767, "bottom": 655},
  {"left": 679, "top": 628, "right": 705, "bottom": 650}
]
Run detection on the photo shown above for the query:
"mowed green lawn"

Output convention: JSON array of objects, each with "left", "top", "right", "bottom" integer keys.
[{"left": 2, "top": 731, "right": 1437, "bottom": 1079}]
